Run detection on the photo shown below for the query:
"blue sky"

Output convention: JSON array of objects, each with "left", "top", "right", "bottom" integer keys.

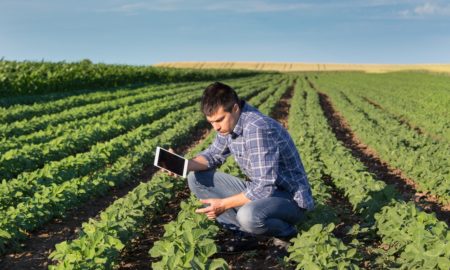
[{"left": 1, "top": 0, "right": 449, "bottom": 65}]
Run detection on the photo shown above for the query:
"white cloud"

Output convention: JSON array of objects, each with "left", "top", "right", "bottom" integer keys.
[
  {"left": 204, "top": 1, "right": 311, "bottom": 13},
  {"left": 100, "top": 0, "right": 450, "bottom": 19},
  {"left": 399, "top": 0, "right": 450, "bottom": 18},
  {"left": 102, "top": 0, "right": 311, "bottom": 14}
]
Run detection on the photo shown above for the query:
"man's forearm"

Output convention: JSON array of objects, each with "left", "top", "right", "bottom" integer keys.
[
  {"left": 222, "top": 192, "right": 251, "bottom": 210},
  {"left": 188, "top": 155, "right": 210, "bottom": 172}
]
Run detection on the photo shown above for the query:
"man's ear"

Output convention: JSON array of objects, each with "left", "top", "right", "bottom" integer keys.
[{"left": 233, "top": 103, "right": 239, "bottom": 113}]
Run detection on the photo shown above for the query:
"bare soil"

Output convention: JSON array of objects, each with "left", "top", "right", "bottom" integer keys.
[{"left": 271, "top": 80, "right": 295, "bottom": 129}]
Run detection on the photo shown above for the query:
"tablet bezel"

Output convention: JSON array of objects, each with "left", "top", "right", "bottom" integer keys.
[{"left": 154, "top": 146, "right": 188, "bottom": 178}]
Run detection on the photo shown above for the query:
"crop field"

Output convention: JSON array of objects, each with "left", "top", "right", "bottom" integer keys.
[
  {"left": 0, "top": 62, "right": 449, "bottom": 269},
  {"left": 155, "top": 62, "right": 450, "bottom": 74}
]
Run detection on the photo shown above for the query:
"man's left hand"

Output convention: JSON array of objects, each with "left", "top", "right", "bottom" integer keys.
[{"left": 195, "top": 198, "right": 226, "bottom": 220}]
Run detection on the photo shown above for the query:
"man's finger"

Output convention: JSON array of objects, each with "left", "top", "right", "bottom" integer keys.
[
  {"left": 195, "top": 206, "right": 212, "bottom": 214},
  {"left": 160, "top": 168, "right": 176, "bottom": 177},
  {"left": 199, "top": 199, "right": 211, "bottom": 204}
]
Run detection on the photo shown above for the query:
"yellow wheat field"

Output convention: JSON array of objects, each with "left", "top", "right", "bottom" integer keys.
[{"left": 154, "top": 62, "right": 450, "bottom": 74}]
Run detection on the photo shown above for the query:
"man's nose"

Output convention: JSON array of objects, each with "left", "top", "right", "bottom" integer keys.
[{"left": 212, "top": 122, "right": 220, "bottom": 131}]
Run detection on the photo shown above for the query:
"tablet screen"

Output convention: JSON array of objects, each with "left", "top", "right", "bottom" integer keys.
[{"left": 154, "top": 147, "right": 187, "bottom": 177}]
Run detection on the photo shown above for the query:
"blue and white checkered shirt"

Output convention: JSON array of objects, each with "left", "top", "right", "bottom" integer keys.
[{"left": 199, "top": 101, "right": 314, "bottom": 210}]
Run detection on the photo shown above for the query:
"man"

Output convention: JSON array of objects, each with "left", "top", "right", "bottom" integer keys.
[{"left": 175, "top": 82, "right": 314, "bottom": 253}]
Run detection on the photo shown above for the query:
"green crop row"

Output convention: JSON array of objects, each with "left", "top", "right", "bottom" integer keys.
[
  {"left": 285, "top": 77, "right": 449, "bottom": 269},
  {"left": 0, "top": 76, "right": 274, "bottom": 180},
  {"left": 0, "top": 102, "right": 201, "bottom": 211},
  {"left": 302, "top": 79, "right": 394, "bottom": 219},
  {"left": 0, "top": 74, "right": 270, "bottom": 124},
  {"left": 313, "top": 72, "right": 450, "bottom": 141},
  {"left": 285, "top": 79, "right": 361, "bottom": 269},
  {"left": 374, "top": 201, "right": 449, "bottom": 269},
  {"left": 0, "top": 82, "right": 204, "bottom": 138},
  {"left": 311, "top": 76, "right": 450, "bottom": 204},
  {"left": 0, "top": 87, "right": 194, "bottom": 153},
  {"left": 0, "top": 84, "right": 197, "bottom": 154},
  {"left": 0, "top": 76, "right": 273, "bottom": 156},
  {"left": 150, "top": 196, "right": 228, "bottom": 270},
  {"left": 258, "top": 76, "right": 294, "bottom": 115},
  {"left": 48, "top": 172, "right": 185, "bottom": 270},
  {"left": 0, "top": 80, "right": 266, "bottom": 212},
  {"left": 0, "top": 59, "right": 261, "bottom": 97},
  {"left": 0, "top": 105, "right": 205, "bottom": 254},
  {"left": 0, "top": 81, "right": 189, "bottom": 124},
  {"left": 0, "top": 90, "right": 199, "bottom": 180}
]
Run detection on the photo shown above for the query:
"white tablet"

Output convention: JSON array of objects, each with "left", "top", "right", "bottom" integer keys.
[{"left": 154, "top": 147, "right": 188, "bottom": 178}]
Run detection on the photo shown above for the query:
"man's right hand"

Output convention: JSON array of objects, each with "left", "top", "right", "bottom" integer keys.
[{"left": 160, "top": 148, "right": 177, "bottom": 177}]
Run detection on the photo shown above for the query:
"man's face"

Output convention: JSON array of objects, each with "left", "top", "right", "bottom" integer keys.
[{"left": 206, "top": 103, "right": 240, "bottom": 135}]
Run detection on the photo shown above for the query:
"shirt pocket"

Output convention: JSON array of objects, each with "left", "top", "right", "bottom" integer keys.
[{"left": 231, "top": 143, "right": 249, "bottom": 168}]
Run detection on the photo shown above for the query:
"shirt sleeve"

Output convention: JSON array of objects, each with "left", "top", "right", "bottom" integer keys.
[
  {"left": 244, "top": 125, "right": 279, "bottom": 201},
  {"left": 197, "top": 133, "right": 231, "bottom": 169}
]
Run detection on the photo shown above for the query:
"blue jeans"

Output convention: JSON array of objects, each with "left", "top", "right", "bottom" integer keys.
[{"left": 187, "top": 170, "right": 306, "bottom": 238}]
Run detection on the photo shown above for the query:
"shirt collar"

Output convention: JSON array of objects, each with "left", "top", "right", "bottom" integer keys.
[{"left": 231, "top": 100, "right": 247, "bottom": 138}]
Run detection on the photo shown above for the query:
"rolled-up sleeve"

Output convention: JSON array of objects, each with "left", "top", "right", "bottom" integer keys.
[
  {"left": 244, "top": 126, "right": 279, "bottom": 201},
  {"left": 198, "top": 133, "right": 231, "bottom": 169}
]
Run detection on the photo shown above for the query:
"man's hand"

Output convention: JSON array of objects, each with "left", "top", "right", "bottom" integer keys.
[
  {"left": 195, "top": 193, "right": 250, "bottom": 220},
  {"left": 160, "top": 148, "right": 177, "bottom": 177},
  {"left": 195, "top": 198, "right": 226, "bottom": 220}
]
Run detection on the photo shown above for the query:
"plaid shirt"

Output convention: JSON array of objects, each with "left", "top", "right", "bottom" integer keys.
[{"left": 199, "top": 101, "right": 314, "bottom": 210}]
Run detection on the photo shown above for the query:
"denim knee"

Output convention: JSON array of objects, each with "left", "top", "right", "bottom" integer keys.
[
  {"left": 187, "top": 170, "right": 213, "bottom": 197},
  {"left": 236, "top": 204, "right": 264, "bottom": 234},
  {"left": 187, "top": 171, "right": 199, "bottom": 192}
]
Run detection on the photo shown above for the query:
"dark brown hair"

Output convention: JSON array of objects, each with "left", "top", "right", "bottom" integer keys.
[{"left": 201, "top": 82, "right": 240, "bottom": 116}]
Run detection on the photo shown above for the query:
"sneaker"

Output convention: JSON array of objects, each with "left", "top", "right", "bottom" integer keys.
[
  {"left": 264, "top": 235, "right": 296, "bottom": 261},
  {"left": 218, "top": 235, "right": 261, "bottom": 254},
  {"left": 265, "top": 245, "right": 289, "bottom": 261},
  {"left": 271, "top": 233, "right": 297, "bottom": 250}
]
